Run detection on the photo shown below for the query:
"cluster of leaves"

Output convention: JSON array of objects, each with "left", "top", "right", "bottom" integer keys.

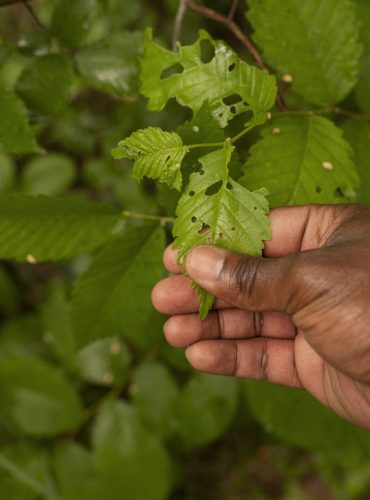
[{"left": 0, "top": 0, "right": 369, "bottom": 498}]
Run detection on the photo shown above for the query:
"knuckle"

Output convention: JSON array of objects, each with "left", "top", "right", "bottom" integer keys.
[{"left": 222, "top": 254, "right": 262, "bottom": 299}]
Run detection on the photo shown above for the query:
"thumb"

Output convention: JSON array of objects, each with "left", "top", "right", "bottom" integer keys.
[{"left": 185, "top": 246, "right": 302, "bottom": 313}]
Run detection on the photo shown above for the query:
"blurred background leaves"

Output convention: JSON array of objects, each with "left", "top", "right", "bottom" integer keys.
[{"left": 0, "top": 0, "right": 369, "bottom": 499}]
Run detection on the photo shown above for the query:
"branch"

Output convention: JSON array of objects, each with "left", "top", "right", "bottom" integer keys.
[
  {"left": 228, "top": 0, "right": 239, "bottom": 21},
  {"left": 173, "top": 0, "right": 188, "bottom": 51},
  {"left": 22, "top": 0, "right": 46, "bottom": 30}
]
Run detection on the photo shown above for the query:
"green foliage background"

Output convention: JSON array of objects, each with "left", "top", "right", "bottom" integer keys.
[{"left": 0, "top": 0, "right": 369, "bottom": 498}]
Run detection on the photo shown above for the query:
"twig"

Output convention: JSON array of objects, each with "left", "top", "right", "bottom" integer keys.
[
  {"left": 228, "top": 0, "right": 239, "bottom": 20},
  {"left": 333, "top": 106, "right": 370, "bottom": 121},
  {"left": 22, "top": 0, "right": 46, "bottom": 30},
  {"left": 185, "top": 1, "right": 286, "bottom": 110},
  {"left": 173, "top": 0, "right": 188, "bottom": 51},
  {"left": 122, "top": 210, "right": 175, "bottom": 225}
]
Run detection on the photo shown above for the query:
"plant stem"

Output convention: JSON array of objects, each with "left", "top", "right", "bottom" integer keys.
[
  {"left": 187, "top": 123, "right": 255, "bottom": 150},
  {"left": 122, "top": 210, "right": 175, "bottom": 224},
  {"left": 228, "top": 0, "right": 239, "bottom": 21},
  {"left": 172, "top": 0, "right": 188, "bottom": 51},
  {"left": 22, "top": 0, "right": 46, "bottom": 30}
]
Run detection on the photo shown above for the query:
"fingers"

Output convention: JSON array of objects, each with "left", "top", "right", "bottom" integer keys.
[
  {"left": 164, "top": 310, "right": 295, "bottom": 348},
  {"left": 151, "top": 275, "right": 231, "bottom": 315},
  {"left": 185, "top": 246, "right": 302, "bottom": 314},
  {"left": 186, "top": 338, "right": 302, "bottom": 388}
]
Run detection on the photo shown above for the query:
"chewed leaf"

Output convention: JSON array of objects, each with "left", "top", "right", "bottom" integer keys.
[
  {"left": 191, "top": 282, "right": 216, "bottom": 320},
  {"left": 141, "top": 29, "right": 277, "bottom": 128},
  {"left": 173, "top": 141, "right": 271, "bottom": 319},
  {"left": 112, "top": 127, "right": 189, "bottom": 191}
]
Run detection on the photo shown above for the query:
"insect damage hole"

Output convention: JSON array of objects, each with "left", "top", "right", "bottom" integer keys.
[
  {"left": 205, "top": 180, "right": 223, "bottom": 196},
  {"left": 316, "top": 186, "right": 322, "bottom": 193},
  {"left": 160, "top": 63, "right": 184, "bottom": 80},
  {"left": 198, "top": 223, "right": 211, "bottom": 235},
  {"left": 189, "top": 190, "right": 195, "bottom": 197},
  {"left": 200, "top": 39, "right": 215, "bottom": 63},
  {"left": 191, "top": 216, "right": 197, "bottom": 223},
  {"left": 334, "top": 187, "right": 345, "bottom": 198}
]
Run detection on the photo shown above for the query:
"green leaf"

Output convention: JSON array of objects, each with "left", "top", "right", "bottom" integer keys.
[
  {"left": 141, "top": 29, "right": 277, "bottom": 127},
  {"left": 0, "top": 443, "right": 52, "bottom": 499},
  {"left": 246, "top": 0, "right": 362, "bottom": 106},
  {"left": 0, "top": 194, "right": 122, "bottom": 262},
  {"left": 354, "top": 55, "right": 370, "bottom": 115},
  {"left": 354, "top": 0, "right": 370, "bottom": 114},
  {"left": 341, "top": 120, "right": 370, "bottom": 205},
  {"left": 41, "top": 283, "right": 76, "bottom": 366},
  {"left": 177, "top": 373, "right": 238, "bottom": 449},
  {"left": 17, "top": 28, "right": 52, "bottom": 57},
  {"left": 113, "top": 127, "right": 189, "bottom": 191},
  {"left": 131, "top": 361, "right": 179, "bottom": 439},
  {"left": 75, "top": 31, "right": 143, "bottom": 96},
  {"left": 15, "top": 55, "right": 75, "bottom": 115},
  {"left": 71, "top": 224, "right": 165, "bottom": 348},
  {"left": 51, "top": 0, "right": 100, "bottom": 48},
  {"left": 0, "top": 315, "right": 46, "bottom": 359},
  {"left": 0, "top": 356, "right": 83, "bottom": 436},
  {"left": 0, "top": 153, "right": 15, "bottom": 193},
  {"left": 76, "top": 337, "right": 131, "bottom": 387},
  {"left": 240, "top": 116, "right": 359, "bottom": 207},
  {"left": 21, "top": 153, "right": 76, "bottom": 196},
  {"left": 92, "top": 401, "right": 171, "bottom": 500},
  {"left": 100, "top": 0, "right": 143, "bottom": 30},
  {"left": 173, "top": 141, "right": 271, "bottom": 318},
  {"left": 244, "top": 381, "right": 370, "bottom": 456},
  {"left": 53, "top": 443, "right": 106, "bottom": 500},
  {"left": 0, "top": 89, "right": 39, "bottom": 154}
]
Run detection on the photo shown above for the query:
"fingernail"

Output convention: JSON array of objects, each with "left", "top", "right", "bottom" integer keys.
[{"left": 185, "top": 246, "right": 226, "bottom": 283}]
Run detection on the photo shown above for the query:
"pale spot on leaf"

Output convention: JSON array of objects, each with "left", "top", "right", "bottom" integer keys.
[
  {"left": 26, "top": 254, "right": 37, "bottom": 264},
  {"left": 110, "top": 340, "right": 121, "bottom": 355},
  {"left": 322, "top": 161, "right": 334, "bottom": 171},
  {"left": 282, "top": 74, "right": 293, "bottom": 83}
]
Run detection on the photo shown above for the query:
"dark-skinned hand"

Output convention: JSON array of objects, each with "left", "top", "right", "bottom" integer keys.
[{"left": 152, "top": 205, "right": 370, "bottom": 430}]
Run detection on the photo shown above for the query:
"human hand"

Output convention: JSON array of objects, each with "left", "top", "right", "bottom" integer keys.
[{"left": 152, "top": 205, "right": 370, "bottom": 430}]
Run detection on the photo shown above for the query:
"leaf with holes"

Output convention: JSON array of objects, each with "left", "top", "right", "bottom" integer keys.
[
  {"left": 173, "top": 141, "right": 271, "bottom": 319},
  {"left": 246, "top": 0, "right": 362, "bottom": 106},
  {"left": 112, "top": 127, "right": 189, "bottom": 191},
  {"left": 239, "top": 116, "right": 359, "bottom": 207},
  {"left": 141, "top": 29, "right": 277, "bottom": 128}
]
